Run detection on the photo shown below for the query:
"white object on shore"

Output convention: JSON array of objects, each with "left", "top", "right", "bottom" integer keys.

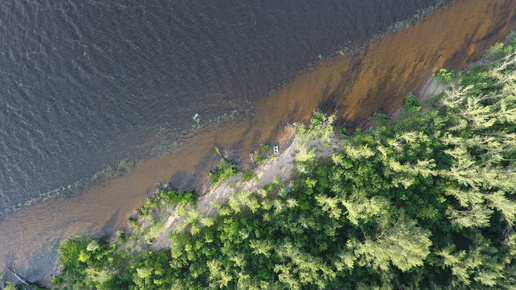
[
  {"left": 0, "top": 263, "right": 32, "bottom": 288},
  {"left": 193, "top": 113, "right": 201, "bottom": 123},
  {"left": 273, "top": 145, "right": 279, "bottom": 155}
]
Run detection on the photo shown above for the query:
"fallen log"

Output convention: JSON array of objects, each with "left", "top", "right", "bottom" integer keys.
[{"left": 1, "top": 263, "right": 33, "bottom": 289}]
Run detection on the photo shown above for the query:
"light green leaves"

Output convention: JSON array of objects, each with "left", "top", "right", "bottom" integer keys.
[{"left": 348, "top": 218, "right": 431, "bottom": 272}]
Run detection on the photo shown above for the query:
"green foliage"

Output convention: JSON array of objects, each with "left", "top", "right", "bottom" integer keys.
[
  {"left": 433, "top": 68, "right": 462, "bottom": 84},
  {"left": 310, "top": 111, "right": 326, "bottom": 127},
  {"left": 402, "top": 93, "right": 422, "bottom": 116},
  {"left": 210, "top": 158, "right": 239, "bottom": 186},
  {"left": 486, "top": 31, "right": 516, "bottom": 59},
  {"left": 3, "top": 283, "right": 17, "bottom": 290},
  {"left": 53, "top": 33, "right": 516, "bottom": 289},
  {"left": 158, "top": 189, "right": 197, "bottom": 205},
  {"left": 296, "top": 112, "right": 336, "bottom": 173},
  {"left": 53, "top": 235, "right": 121, "bottom": 288},
  {"left": 251, "top": 144, "right": 274, "bottom": 164},
  {"left": 241, "top": 171, "right": 259, "bottom": 182},
  {"left": 135, "top": 189, "right": 196, "bottom": 222},
  {"left": 0, "top": 273, "right": 25, "bottom": 290}
]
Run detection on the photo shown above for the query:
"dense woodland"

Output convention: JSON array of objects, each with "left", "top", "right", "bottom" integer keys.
[{"left": 41, "top": 33, "right": 516, "bottom": 289}]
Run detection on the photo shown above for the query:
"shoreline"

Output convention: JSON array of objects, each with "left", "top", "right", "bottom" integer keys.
[
  {"left": 2, "top": 0, "right": 516, "bottom": 286},
  {"left": 134, "top": 60, "right": 450, "bottom": 254},
  {"left": 0, "top": 0, "right": 452, "bottom": 220},
  {"left": 0, "top": 0, "right": 453, "bottom": 219},
  {"left": 52, "top": 37, "right": 516, "bottom": 287},
  {"left": 149, "top": 125, "right": 300, "bottom": 250}
]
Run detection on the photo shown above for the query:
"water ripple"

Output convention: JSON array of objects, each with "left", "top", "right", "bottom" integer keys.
[{"left": 0, "top": 0, "right": 442, "bottom": 213}]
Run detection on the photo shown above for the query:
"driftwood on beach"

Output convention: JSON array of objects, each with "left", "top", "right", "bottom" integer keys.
[{"left": 1, "top": 263, "right": 33, "bottom": 288}]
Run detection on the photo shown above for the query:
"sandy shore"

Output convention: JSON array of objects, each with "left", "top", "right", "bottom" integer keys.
[
  {"left": 149, "top": 125, "right": 300, "bottom": 250},
  {"left": 2, "top": 0, "right": 516, "bottom": 286},
  {"left": 148, "top": 123, "right": 346, "bottom": 250},
  {"left": 145, "top": 67, "right": 449, "bottom": 252}
]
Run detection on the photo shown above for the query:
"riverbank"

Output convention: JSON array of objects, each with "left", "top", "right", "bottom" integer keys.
[
  {"left": 2, "top": 0, "right": 516, "bottom": 286},
  {"left": 0, "top": 0, "right": 450, "bottom": 219},
  {"left": 51, "top": 36, "right": 516, "bottom": 286},
  {"left": 147, "top": 123, "right": 342, "bottom": 251}
]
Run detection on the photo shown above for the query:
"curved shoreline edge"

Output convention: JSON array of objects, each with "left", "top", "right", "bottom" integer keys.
[
  {"left": 0, "top": 0, "right": 454, "bottom": 219},
  {"left": 2, "top": 0, "right": 516, "bottom": 287},
  {"left": 49, "top": 33, "right": 516, "bottom": 288}
]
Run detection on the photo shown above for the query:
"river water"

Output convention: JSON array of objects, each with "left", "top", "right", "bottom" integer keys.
[
  {"left": 0, "top": 0, "right": 441, "bottom": 215},
  {"left": 2, "top": 0, "right": 516, "bottom": 286}
]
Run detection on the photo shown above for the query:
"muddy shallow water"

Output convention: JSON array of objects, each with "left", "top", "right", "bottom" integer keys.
[{"left": 1, "top": 0, "right": 516, "bottom": 286}]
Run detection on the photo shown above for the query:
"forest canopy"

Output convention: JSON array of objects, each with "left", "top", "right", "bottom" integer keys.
[{"left": 50, "top": 33, "right": 516, "bottom": 289}]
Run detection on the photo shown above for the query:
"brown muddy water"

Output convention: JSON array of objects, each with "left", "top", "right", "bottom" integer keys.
[{"left": 2, "top": 0, "right": 516, "bottom": 286}]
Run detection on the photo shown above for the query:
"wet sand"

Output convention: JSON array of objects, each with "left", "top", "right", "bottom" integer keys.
[{"left": 2, "top": 0, "right": 516, "bottom": 285}]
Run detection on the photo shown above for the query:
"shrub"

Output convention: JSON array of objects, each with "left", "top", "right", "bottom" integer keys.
[
  {"left": 210, "top": 159, "right": 238, "bottom": 186},
  {"left": 242, "top": 171, "right": 258, "bottom": 182},
  {"left": 433, "top": 68, "right": 462, "bottom": 84}
]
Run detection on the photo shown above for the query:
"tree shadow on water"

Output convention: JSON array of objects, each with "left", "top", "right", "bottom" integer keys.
[{"left": 100, "top": 207, "right": 120, "bottom": 241}]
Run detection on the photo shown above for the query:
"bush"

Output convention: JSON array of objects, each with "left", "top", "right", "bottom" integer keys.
[
  {"left": 159, "top": 189, "right": 197, "bottom": 205},
  {"left": 242, "top": 171, "right": 259, "bottom": 182},
  {"left": 251, "top": 144, "right": 274, "bottom": 164},
  {"left": 401, "top": 93, "right": 422, "bottom": 116},
  {"left": 433, "top": 68, "right": 462, "bottom": 83},
  {"left": 210, "top": 159, "right": 238, "bottom": 186}
]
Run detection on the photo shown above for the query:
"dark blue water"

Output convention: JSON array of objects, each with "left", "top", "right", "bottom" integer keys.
[{"left": 0, "top": 0, "right": 440, "bottom": 214}]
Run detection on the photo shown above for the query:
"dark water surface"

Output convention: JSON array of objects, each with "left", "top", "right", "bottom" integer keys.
[
  {"left": 3, "top": 0, "right": 516, "bottom": 286},
  {"left": 0, "top": 0, "right": 441, "bottom": 214}
]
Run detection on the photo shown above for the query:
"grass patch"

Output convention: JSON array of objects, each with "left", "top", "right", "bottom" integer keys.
[{"left": 242, "top": 171, "right": 259, "bottom": 182}]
